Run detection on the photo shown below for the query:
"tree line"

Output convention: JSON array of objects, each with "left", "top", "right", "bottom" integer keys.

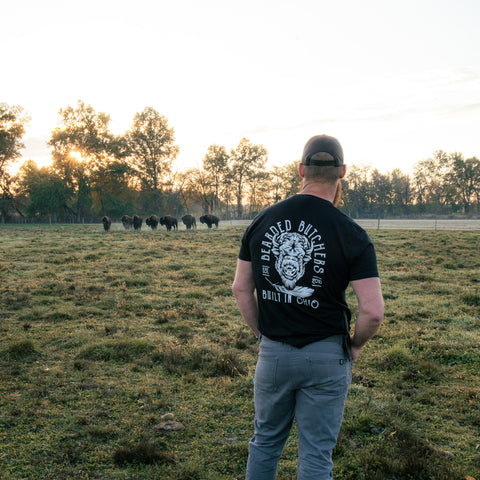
[{"left": 1, "top": 101, "right": 479, "bottom": 224}]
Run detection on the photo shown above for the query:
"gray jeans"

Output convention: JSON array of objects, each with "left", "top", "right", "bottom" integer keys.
[{"left": 246, "top": 335, "right": 352, "bottom": 480}]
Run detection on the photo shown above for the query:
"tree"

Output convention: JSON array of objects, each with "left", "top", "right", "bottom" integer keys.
[
  {"left": 281, "top": 161, "right": 302, "bottom": 199},
  {"left": 18, "top": 160, "right": 68, "bottom": 222},
  {"left": 412, "top": 151, "right": 450, "bottom": 214},
  {"left": 183, "top": 167, "right": 215, "bottom": 214},
  {"left": 125, "top": 107, "right": 179, "bottom": 212},
  {"left": 445, "top": 154, "right": 480, "bottom": 214},
  {"left": 48, "top": 101, "right": 120, "bottom": 221},
  {"left": 48, "top": 100, "right": 118, "bottom": 169},
  {"left": 0, "top": 103, "right": 30, "bottom": 172},
  {"left": 90, "top": 161, "right": 136, "bottom": 218},
  {"left": 202, "top": 144, "right": 229, "bottom": 213},
  {"left": 390, "top": 168, "right": 412, "bottom": 214},
  {"left": 342, "top": 165, "right": 371, "bottom": 217},
  {"left": 268, "top": 161, "right": 302, "bottom": 206},
  {"left": 269, "top": 166, "right": 285, "bottom": 204},
  {"left": 246, "top": 169, "right": 271, "bottom": 216},
  {"left": 229, "top": 138, "right": 268, "bottom": 218},
  {"left": 0, "top": 103, "right": 30, "bottom": 222},
  {"left": 369, "top": 169, "right": 391, "bottom": 217}
]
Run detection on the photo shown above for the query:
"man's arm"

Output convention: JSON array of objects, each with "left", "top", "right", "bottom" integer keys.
[
  {"left": 350, "top": 277, "right": 384, "bottom": 361},
  {"left": 232, "top": 259, "right": 260, "bottom": 338}
]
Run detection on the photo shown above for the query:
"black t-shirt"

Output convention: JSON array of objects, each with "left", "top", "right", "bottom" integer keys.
[{"left": 239, "top": 194, "right": 379, "bottom": 347}]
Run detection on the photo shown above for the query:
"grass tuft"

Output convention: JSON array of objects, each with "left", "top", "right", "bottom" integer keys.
[
  {"left": 78, "top": 339, "right": 154, "bottom": 362},
  {"left": 113, "top": 440, "right": 175, "bottom": 466},
  {"left": 4, "top": 339, "right": 37, "bottom": 360},
  {"left": 460, "top": 292, "right": 480, "bottom": 306},
  {"left": 379, "top": 344, "right": 412, "bottom": 369}
]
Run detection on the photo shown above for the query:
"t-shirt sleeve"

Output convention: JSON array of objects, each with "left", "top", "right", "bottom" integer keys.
[
  {"left": 238, "top": 229, "right": 252, "bottom": 261},
  {"left": 349, "top": 242, "right": 379, "bottom": 281}
]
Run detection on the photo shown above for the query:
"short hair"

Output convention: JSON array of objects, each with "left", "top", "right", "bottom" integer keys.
[{"left": 302, "top": 164, "right": 344, "bottom": 183}]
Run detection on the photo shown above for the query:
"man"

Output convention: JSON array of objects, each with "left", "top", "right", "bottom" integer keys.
[{"left": 232, "top": 134, "right": 384, "bottom": 480}]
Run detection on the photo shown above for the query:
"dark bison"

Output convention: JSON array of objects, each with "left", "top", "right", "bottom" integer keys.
[
  {"left": 146, "top": 214, "right": 159, "bottom": 230},
  {"left": 102, "top": 216, "right": 111, "bottom": 232},
  {"left": 181, "top": 214, "right": 196, "bottom": 230},
  {"left": 133, "top": 215, "right": 143, "bottom": 231},
  {"left": 200, "top": 214, "right": 219, "bottom": 229},
  {"left": 160, "top": 215, "right": 178, "bottom": 231},
  {"left": 121, "top": 215, "right": 134, "bottom": 230}
]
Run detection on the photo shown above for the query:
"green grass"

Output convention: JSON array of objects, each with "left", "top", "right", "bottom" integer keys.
[{"left": 0, "top": 224, "right": 479, "bottom": 479}]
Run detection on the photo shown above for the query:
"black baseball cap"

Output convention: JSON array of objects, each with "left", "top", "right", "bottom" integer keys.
[{"left": 301, "top": 135, "right": 344, "bottom": 166}]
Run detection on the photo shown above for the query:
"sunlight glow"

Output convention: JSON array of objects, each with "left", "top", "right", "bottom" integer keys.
[{"left": 70, "top": 151, "right": 82, "bottom": 161}]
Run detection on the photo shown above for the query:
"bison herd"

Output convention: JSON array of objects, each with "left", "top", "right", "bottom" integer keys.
[{"left": 102, "top": 214, "right": 219, "bottom": 232}]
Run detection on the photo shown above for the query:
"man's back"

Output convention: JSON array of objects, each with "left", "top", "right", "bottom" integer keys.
[{"left": 239, "top": 193, "right": 378, "bottom": 347}]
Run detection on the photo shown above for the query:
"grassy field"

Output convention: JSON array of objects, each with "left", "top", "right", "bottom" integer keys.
[{"left": 0, "top": 224, "right": 479, "bottom": 480}]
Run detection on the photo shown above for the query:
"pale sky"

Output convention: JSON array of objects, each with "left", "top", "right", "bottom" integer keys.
[{"left": 3, "top": 0, "right": 480, "bottom": 174}]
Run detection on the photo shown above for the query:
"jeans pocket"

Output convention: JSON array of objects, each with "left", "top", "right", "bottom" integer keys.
[
  {"left": 254, "top": 355, "right": 278, "bottom": 392},
  {"left": 307, "top": 358, "right": 352, "bottom": 393}
]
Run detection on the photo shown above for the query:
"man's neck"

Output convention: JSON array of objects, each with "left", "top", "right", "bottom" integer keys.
[{"left": 300, "top": 180, "right": 338, "bottom": 203}]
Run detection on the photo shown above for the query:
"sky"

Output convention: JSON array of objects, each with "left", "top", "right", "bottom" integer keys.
[{"left": 3, "top": 0, "right": 480, "bottom": 174}]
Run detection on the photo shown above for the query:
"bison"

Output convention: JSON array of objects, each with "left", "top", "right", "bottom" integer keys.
[
  {"left": 199, "top": 214, "right": 219, "bottom": 229},
  {"left": 181, "top": 214, "right": 196, "bottom": 230},
  {"left": 102, "top": 216, "right": 112, "bottom": 232},
  {"left": 146, "top": 214, "right": 159, "bottom": 230},
  {"left": 160, "top": 215, "right": 178, "bottom": 231},
  {"left": 133, "top": 215, "right": 143, "bottom": 231},
  {"left": 121, "top": 215, "right": 134, "bottom": 230}
]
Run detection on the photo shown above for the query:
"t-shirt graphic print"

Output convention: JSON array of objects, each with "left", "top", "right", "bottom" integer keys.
[{"left": 261, "top": 220, "right": 324, "bottom": 304}]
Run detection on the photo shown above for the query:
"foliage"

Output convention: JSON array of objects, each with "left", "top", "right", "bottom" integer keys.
[
  {"left": 341, "top": 151, "right": 480, "bottom": 217},
  {"left": 0, "top": 102, "right": 30, "bottom": 222},
  {"left": 229, "top": 138, "right": 268, "bottom": 218},
  {"left": 0, "top": 102, "right": 30, "bottom": 170},
  {"left": 202, "top": 144, "right": 229, "bottom": 213},
  {"left": 49, "top": 101, "right": 112, "bottom": 157},
  {"left": 90, "top": 160, "right": 137, "bottom": 218},
  {"left": 48, "top": 101, "right": 124, "bottom": 222},
  {"left": 125, "top": 107, "right": 179, "bottom": 212},
  {"left": 0, "top": 225, "right": 479, "bottom": 479},
  {"left": 18, "top": 160, "right": 68, "bottom": 221},
  {"left": 445, "top": 154, "right": 480, "bottom": 214},
  {"left": 4, "top": 99, "right": 480, "bottom": 222}
]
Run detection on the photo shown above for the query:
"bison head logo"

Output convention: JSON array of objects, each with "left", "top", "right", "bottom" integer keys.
[{"left": 271, "top": 232, "right": 313, "bottom": 290}]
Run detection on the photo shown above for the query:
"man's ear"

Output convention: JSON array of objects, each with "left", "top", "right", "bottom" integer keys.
[
  {"left": 339, "top": 165, "right": 347, "bottom": 179},
  {"left": 298, "top": 163, "right": 305, "bottom": 178}
]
